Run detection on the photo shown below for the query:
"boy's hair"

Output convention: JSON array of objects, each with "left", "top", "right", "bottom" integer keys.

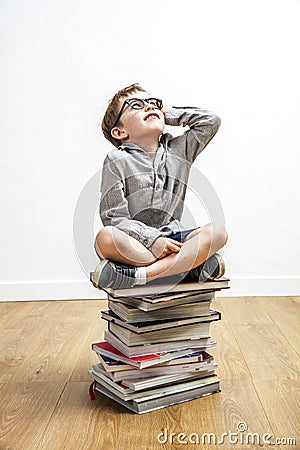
[{"left": 101, "top": 83, "right": 146, "bottom": 148}]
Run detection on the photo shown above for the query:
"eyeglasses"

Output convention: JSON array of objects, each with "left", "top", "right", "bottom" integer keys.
[{"left": 112, "top": 97, "right": 163, "bottom": 128}]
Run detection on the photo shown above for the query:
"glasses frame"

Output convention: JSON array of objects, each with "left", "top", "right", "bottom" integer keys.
[{"left": 112, "top": 97, "right": 163, "bottom": 129}]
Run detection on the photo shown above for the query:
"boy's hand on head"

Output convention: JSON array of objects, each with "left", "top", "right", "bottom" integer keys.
[
  {"left": 161, "top": 104, "right": 170, "bottom": 117},
  {"left": 151, "top": 237, "right": 183, "bottom": 260}
]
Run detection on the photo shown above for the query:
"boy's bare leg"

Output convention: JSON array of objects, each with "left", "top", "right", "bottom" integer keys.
[
  {"left": 95, "top": 226, "right": 157, "bottom": 266},
  {"left": 95, "top": 224, "right": 227, "bottom": 280},
  {"left": 145, "top": 224, "right": 227, "bottom": 281}
]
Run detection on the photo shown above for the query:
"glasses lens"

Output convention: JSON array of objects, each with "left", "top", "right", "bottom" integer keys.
[
  {"left": 127, "top": 98, "right": 144, "bottom": 109},
  {"left": 147, "top": 98, "right": 162, "bottom": 109}
]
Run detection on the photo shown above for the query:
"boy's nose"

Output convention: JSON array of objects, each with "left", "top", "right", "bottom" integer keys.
[{"left": 144, "top": 103, "right": 155, "bottom": 111}]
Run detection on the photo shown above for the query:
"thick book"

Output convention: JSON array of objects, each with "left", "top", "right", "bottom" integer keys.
[
  {"left": 121, "top": 369, "right": 216, "bottom": 391},
  {"left": 101, "top": 309, "right": 221, "bottom": 333},
  {"left": 108, "top": 299, "right": 214, "bottom": 320},
  {"left": 89, "top": 369, "right": 219, "bottom": 401},
  {"left": 105, "top": 330, "right": 216, "bottom": 357},
  {"left": 98, "top": 350, "right": 208, "bottom": 373},
  {"left": 108, "top": 321, "right": 211, "bottom": 346},
  {"left": 108, "top": 291, "right": 215, "bottom": 312},
  {"left": 92, "top": 341, "right": 202, "bottom": 369},
  {"left": 91, "top": 357, "right": 217, "bottom": 382},
  {"left": 90, "top": 378, "right": 220, "bottom": 414},
  {"left": 90, "top": 364, "right": 215, "bottom": 392},
  {"left": 91, "top": 275, "right": 230, "bottom": 298}
]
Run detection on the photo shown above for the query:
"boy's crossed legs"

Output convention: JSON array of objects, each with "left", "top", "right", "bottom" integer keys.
[{"left": 93, "top": 224, "right": 227, "bottom": 289}]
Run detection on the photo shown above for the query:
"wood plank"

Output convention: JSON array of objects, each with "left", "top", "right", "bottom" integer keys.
[
  {"left": 218, "top": 297, "right": 299, "bottom": 380},
  {"left": 218, "top": 379, "right": 297, "bottom": 450},
  {"left": 209, "top": 310, "right": 251, "bottom": 380},
  {"left": 70, "top": 306, "right": 107, "bottom": 382},
  {"left": 0, "top": 300, "right": 105, "bottom": 383},
  {"left": 0, "top": 382, "right": 65, "bottom": 450},
  {"left": 253, "top": 379, "right": 299, "bottom": 449},
  {"left": 256, "top": 296, "right": 300, "bottom": 354},
  {"left": 231, "top": 323, "right": 298, "bottom": 380},
  {"left": 217, "top": 296, "right": 274, "bottom": 326},
  {"left": 0, "top": 301, "right": 50, "bottom": 330},
  {"left": 0, "top": 328, "right": 24, "bottom": 379},
  {"left": 38, "top": 381, "right": 124, "bottom": 450}
]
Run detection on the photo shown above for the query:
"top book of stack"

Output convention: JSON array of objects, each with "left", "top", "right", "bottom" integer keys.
[{"left": 90, "top": 273, "right": 230, "bottom": 298}]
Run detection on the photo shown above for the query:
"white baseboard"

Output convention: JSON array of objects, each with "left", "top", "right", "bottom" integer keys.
[
  {"left": 0, "top": 278, "right": 299, "bottom": 302},
  {"left": 220, "top": 277, "right": 300, "bottom": 297},
  {"left": 0, "top": 281, "right": 107, "bottom": 302}
]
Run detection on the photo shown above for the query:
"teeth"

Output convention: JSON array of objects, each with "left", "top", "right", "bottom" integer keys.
[{"left": 146, "top": 114, "right": 158, "bottom": 120}]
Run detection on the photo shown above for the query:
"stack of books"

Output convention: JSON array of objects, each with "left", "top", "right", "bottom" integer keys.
[{"left": 89, "top": 276, "right": 229, "bottom": 414}]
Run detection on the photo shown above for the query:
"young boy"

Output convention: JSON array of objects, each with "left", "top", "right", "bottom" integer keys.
[{"left": 92, "top": 83, "right": 227, "bottom": 290}]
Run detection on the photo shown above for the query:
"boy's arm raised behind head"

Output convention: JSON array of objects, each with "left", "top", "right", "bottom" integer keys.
[{"left": 164, "top": 107, "right": 221, "bottom": 163}]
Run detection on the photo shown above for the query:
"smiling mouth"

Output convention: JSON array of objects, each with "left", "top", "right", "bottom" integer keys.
[{"left": 144, "top": 113, "right": 160, "bottom": 121}]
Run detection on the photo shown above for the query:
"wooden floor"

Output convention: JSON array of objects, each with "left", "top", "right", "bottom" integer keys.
[{"left": 0, "top": 296, "right": 299, "bottom": 450}]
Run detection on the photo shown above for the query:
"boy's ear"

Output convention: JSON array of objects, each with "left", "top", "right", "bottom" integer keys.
[{"left": 111, "top": 127, "right": 129, "bottom": 141}]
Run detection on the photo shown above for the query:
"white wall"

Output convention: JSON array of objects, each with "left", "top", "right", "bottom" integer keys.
[{"left": 0, "top": 0, "right": 299, "bottom": 300}]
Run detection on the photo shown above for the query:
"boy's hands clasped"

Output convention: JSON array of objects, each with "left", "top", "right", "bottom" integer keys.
[{"left": 151, "top": 236, "right": 183, "bottom": 260}]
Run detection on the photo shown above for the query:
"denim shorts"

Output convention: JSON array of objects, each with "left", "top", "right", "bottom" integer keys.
[{"left": 166, "top": 227, "right": 199, "bottom": 243}]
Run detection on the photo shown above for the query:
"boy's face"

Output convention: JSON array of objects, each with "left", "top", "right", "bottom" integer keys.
[{"left": 111, "top": 91, "right": 165, "bottom": 145}]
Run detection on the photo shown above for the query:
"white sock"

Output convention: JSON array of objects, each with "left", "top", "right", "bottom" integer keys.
[{"left": 134, "top": 266, "right": 147, "bottom": 285}]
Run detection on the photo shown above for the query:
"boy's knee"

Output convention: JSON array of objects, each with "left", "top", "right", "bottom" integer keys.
[
  {"left": 213, "top": 225, "right": 228, "bottom": 248},
  {"left": 224, "top": 228, "right": 228, "bottom": 245},
  {"left": 202, "top": 223, "right": 228, "bottom": 248},
  {"left": 95, "top": 226, "right": 115, "bottom": 256}
]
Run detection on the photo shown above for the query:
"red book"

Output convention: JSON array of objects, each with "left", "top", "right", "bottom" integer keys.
[{"left": 92, "top": 342, "right": 199, "bottom": 370}]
